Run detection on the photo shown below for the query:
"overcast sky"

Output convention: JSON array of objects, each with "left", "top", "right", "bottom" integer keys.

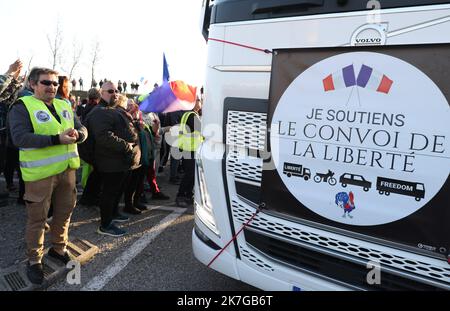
[{"left": 0, "top": 0, "right": 207, "bottom": 93}]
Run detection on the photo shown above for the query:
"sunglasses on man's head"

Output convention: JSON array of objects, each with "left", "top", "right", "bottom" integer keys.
[
  {"left": 39, "top": 80, "right": 59, "bottom": 87},
  {"left": 106, "top": 89, "right": 119, "bottom": 94}
]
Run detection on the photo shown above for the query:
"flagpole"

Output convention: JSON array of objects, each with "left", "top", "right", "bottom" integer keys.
[
  {"left": 346, "top": 86, "right": 355, "bottom": 107},
  {"left": 356, "top": 86, "right": 362, "bottom": 107}
]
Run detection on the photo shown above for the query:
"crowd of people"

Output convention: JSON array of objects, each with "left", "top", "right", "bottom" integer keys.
[
  {"left": 0, "top": 59, "right": 202, "bottom": 286},
  {"left": 71, "top": 77, "right": 141, "bottom": 94}
]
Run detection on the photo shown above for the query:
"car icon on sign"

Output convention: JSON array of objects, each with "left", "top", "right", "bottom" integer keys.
[{"left": 339, "top": 173, "right": 372, "bottom": 192}]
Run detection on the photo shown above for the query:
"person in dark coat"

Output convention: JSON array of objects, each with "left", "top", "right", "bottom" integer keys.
[
  {"left": 79, "top": 88, "right": 101, "bottom": 122},
  {"left": 119, "top": 97, "right": 145, "bottom": 214},
  {"left": 88, "top": 81, "right": 140, "bottom": 237},
  {"left": 1, "top": 59, "right": 24, "bottom": 203},
  {"left": 77, "top": 87, "right": 102, "bottom": 207}
]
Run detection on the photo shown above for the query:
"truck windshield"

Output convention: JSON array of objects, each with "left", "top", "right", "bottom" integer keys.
[{"left": 211, "top": 0, "right": 450, "bottom": 24}]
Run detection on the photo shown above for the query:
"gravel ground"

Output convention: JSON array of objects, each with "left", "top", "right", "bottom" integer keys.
[
  {"left": 0, "top": 165, "right": 183, "bottom": 269},
  {"left": 0, "top": 166, "right": 256, "bottom": 291}
]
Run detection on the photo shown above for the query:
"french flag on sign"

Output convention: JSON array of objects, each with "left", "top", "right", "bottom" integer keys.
[
  {"left": 357, "top": 64, "right": 393, "bottom": 94},
  {"left": 323, "top": 65, "right": 356, "bottom": 92}
]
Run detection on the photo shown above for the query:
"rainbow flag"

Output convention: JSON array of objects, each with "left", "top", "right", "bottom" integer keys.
[{"left": 139, "top": 80, "right": 197, "bottom": 113}]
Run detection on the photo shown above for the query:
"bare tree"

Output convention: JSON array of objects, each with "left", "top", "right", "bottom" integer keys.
[
  {"left": 47, "top": 19, "right": 64, "bottom": 70},
  {"left": 26, "top": 55, "right": 34, "bottom": 77},
  {"left": 62, "top": 39, "right": 83, "bottom": 80},
  {"left": 90, "top": 40, "right": 101, "bottom": 87},
  {"left": 17, "top": 50, "right": 35, "bottom": 81}
]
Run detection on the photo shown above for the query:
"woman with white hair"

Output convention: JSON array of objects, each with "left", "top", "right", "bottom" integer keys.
[{"left": 141, "top": 111, "right": 170, "bottom": 200}]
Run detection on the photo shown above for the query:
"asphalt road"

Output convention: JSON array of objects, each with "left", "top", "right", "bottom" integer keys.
[{"left": 0, "top": 169, "right": 256, "bottom": 292}]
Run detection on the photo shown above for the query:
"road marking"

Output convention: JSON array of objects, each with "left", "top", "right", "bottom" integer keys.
[
  {"left": 146, "top": 205, "right": 183, "bottom": 213},
  {"left": 81, "top": 208, "right": 187, "bottom": 291}
]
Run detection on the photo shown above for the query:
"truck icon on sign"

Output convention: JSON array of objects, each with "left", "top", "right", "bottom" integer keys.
[
  {"left": 377, "top": 177, "right": 425, "bottom": 201},
  {"left": 283, "top": 162, "right": 311, "bottom": 181}
]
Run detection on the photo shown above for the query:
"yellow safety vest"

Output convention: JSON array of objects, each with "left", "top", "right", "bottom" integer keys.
[
  {"left": 178, "top": 111, "right": 204, "bottom": 152},
  {"left": 19, "top": 96, "right": 80, "bottom": 182}
]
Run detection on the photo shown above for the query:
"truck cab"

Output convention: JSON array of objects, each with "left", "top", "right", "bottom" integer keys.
[{"left": 194, "top": 0, "right": 450, "bottom": 290}]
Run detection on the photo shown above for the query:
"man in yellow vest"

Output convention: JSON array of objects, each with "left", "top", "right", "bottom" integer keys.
[
  {"left": 8, "top": 67, "right": 87, "bottom": 285},
  {"left": 175, "top": 97, "right": 203, "bottom": 207}
]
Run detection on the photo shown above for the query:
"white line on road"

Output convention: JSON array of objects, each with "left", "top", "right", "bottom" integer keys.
[
  {"left": 146, "top": 205, "right": 183, "bottom": 213},
  {"left": 81, "top": 208, "right": 187, "bottom": 291}
]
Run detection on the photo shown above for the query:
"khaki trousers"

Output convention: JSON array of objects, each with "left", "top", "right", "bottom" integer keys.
[{"left": 24, "top": 169, "right": 77, "bottom": 264}]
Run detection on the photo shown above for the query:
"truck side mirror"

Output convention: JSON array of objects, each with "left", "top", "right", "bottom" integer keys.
[{"left": 200, "top": 0, "right": 213, "bottom": 40}]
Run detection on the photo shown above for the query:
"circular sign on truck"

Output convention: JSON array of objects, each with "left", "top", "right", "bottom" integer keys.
[{"left": 270, "top": 52, "right": 450, "bottom": 226}]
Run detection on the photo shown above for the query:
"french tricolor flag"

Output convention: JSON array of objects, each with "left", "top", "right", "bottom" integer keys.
[
  {"left": 356, "top": 64, "right": 393, "bottom": 94},
  {"left": 323, "top": 65, "right": 356, "bottom": 92}
]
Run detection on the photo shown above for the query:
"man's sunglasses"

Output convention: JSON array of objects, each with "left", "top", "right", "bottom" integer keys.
[
  {"left": 106, "top": 89, "right": 119, "bottom": 94},
  {"left": 39, "top": 80, "right": 59, "bottom": 87}
]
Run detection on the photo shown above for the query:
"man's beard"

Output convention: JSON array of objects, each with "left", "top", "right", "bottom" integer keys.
[
  {"left": 109, "top": 97, "right": 117, "bottom": 107},
  {"left": 43, "top": 93, "right": 56, "bottom": 103}
]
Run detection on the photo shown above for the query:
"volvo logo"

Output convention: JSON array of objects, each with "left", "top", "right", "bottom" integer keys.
[
  {"left": 351, "top": 23, "right": 388, "bottom": 46},
  {"left": 356, "top": 38, "right": 382, "bottom": 44}
]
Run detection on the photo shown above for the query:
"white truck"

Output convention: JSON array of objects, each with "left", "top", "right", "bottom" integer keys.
[{"left": 193, "top": 0, "right": 450, "bottom": 290}]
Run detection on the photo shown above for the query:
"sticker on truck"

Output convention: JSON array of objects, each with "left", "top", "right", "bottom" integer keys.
[{"left": 261, "top": 45, "right": 449, "bottom": 255}]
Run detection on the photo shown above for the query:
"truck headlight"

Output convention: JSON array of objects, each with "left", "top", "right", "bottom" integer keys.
[{"left": 195, "top": 155, "right": 220, "bottom": 236}]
